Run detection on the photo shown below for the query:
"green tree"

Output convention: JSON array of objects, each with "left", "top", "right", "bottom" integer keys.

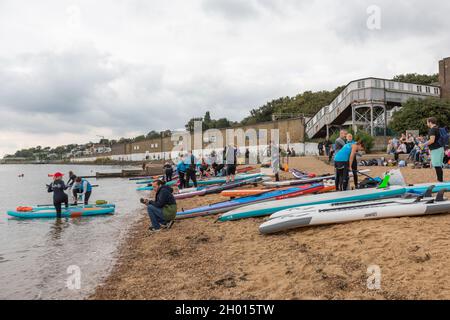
[
  {"left": 392, "top": 73, "right": 439, "bottom": 85},
  {"left": 389, "top": 98, "right": 450, "bottom": 135},
  {"left": 146, "top": 130, "right": 161, "bottom": 139},
  {"left": 241, "top": 86, "right": 345, "bottom": 125}
]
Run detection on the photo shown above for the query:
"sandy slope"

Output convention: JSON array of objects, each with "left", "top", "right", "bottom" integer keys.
[{"left": 92, "top": 157, "right": 450, "bottom": 300}]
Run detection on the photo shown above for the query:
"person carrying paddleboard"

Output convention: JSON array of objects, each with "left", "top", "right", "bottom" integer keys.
[
  {"left": 425, "top": 117, "right": 447, "bottom": 182},
  {"left": 47, "top": 172, "right": 69, "bottom": 219},
  {"left": 141, "top": 180, "right": 177, "bottom": 233},
  {"left": 334, "top": 140, "right": 364, "bottom": 191},
  {"left": 72, "top": 177, "right": 93, "bottom": 205}
]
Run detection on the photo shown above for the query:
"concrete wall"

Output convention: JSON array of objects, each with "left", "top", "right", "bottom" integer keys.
[{"left": 71, "top": 118, "right": 309, "bottom": 162}]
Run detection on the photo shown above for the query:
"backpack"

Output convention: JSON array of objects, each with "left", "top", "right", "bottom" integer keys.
[{"left": 438, "top": 128, "right": 449, "bottom": 148}]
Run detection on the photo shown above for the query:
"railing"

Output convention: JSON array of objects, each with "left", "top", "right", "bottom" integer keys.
[{"left": 306, "top": 78, "right": 441, "bottom": 138}]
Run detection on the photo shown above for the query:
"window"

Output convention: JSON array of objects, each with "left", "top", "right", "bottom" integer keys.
[
  {"left": 357, "top": 81, "right": 366, "bottom": 89},
  {"left": 399, "top": 83, "right": 404, "bottom": 91},
  {"left": 375, "top": 80, "right": 382, "bottom": 88},
  {"left": 388, "top": 82, "right": 394, "bottom": 89},
  {"left": 417, "top": 86, "right": 422, "bottom": 93},
  {"left": 434, "top": 88, "right": 440, "bottom": 95},
  {"left": 426, "top": 87, "right": 431, "bottom": 93}
]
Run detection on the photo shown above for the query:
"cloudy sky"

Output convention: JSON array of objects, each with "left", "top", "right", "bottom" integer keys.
[{"left": 1, "top": 0, "right": 450, "bottom": 157}]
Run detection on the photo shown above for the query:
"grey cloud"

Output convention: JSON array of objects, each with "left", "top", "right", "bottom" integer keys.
[
  {"left": 328, "top": 0, "right": 450, "bottom": 43},
  {"left": 201, "top": 0, "right": 262, "bottom": 21}
]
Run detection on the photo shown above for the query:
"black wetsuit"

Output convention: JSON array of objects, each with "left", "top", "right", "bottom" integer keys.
[
  {"left": 67, "top": 173, "right": 77, "bottom": 187},
  {"left": 163, "top": 164, "right": 173, "bottom": 182},
  {"left": 185, "top": 155, "right": 198, "bottom": 188},
  {"left": 47, "top": 179, "right": 69, "bottom": 218}
]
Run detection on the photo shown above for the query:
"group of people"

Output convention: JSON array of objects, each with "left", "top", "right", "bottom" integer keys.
[
  {"left": 330, "top": 130, "right": 364, "bottom": 191},
  {"left": 47, "top": 171, "right": 93, "bottom": 218},
  {"left": 387, "top": 118, "right": 448, "bottom": 182},
  {"left": 173, "top": 145, "right": 241, "bottom": 189}
]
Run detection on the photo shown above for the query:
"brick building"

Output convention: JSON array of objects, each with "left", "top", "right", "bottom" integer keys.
[{"left": 439, "top": 57, "right": 450, "bottom": 100}]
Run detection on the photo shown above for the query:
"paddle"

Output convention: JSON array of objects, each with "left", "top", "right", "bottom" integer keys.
[{"left": 36, "top": 199, "right": 108, "bottom": 207}]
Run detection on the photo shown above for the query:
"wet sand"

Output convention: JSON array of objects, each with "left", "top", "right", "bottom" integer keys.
[{"left": 92, "top": 157, "right": 450, "bottom": 300}]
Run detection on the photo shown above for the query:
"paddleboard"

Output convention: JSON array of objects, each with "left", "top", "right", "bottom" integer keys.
[
  {"left": 175, "top": 177, "right": 262, "bottom": 200},
  {"left": 218, "top": 186, "right": 406, "bottom": 222},
  {"left": 137, "top": 173, "right": 263, "bottom": 191},
  {"left": 263, "top": 169, "right": 370, "bottom": 187},
  {"left": 7, "top": 206, "right": 115, "bottom": 219},
  {"left": 176, "top": 184, "right": 324, "bottom": 220},
  {"left": 260, "top": 194, "right": 450, "bottom": 234}
]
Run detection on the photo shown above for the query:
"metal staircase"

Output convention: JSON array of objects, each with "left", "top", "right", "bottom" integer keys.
[{"left": 305, "top": 78, "right": 441, "bottom": 139}]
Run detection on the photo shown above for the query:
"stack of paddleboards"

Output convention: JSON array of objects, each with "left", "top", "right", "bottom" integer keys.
[
  {"left": 137, "top": 173, "right": 264, "bottom": 191},
  {"left": 176, "top": 183, "right": 325, "bottom": 220},
  {"left": 174, "top": 176, "right": 263, "bottom": 200},
  {"left": 263, "top": 169, "right": 371, "bottom": 188},
  {"left": 259, "top": 187, "right": 450, "bottom": 234}
]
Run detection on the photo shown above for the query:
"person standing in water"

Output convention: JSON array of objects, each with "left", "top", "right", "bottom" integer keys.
[
  {"left": 72, "top": 177, "right": 93, "bottom": 205},
  {"left": 67, "top": 171, "right": 77, "bottom": 187},
  {"left": 47, "top": 172, "right": 69, "bottom": 219}
]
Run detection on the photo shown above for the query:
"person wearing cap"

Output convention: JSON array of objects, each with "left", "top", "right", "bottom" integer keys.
[
  {"left": 140, "top": 180, "right": 177, "bottom": 233},
  {"left": 72, "top": 177, "right": 93, "bottom": 205},
  {"left": 47, "top": 172, "right": 69, "bottom": 218}
]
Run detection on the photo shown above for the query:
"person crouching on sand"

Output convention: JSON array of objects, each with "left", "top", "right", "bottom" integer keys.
[{"left": 141, "top": 180, "right": 177, "bottom": 234}]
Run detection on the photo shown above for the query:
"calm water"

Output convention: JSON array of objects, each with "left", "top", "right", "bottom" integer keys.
[{"left": 0, "top": 164, "right": 145, "bottom": 300}]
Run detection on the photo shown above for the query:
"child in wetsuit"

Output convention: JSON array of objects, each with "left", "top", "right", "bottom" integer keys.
[{"left": 47, "top": 172, "right": 69, "bottom": 218}]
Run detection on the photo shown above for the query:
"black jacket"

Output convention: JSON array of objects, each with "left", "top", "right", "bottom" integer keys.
[
  {"left": 47, "top": 179, "right": 68, "bottom": 201},
  {"left": 149, "top": 185, "right": 176, "bottom": 209}
]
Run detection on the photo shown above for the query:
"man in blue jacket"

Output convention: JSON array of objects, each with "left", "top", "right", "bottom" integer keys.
[{"left": 141, "top": 180, "right": 177, "bottom": 233}]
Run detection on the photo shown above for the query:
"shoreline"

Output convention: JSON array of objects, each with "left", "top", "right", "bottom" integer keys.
[{"left": 91, "top": 157, "right": 450, "bottom": 300}]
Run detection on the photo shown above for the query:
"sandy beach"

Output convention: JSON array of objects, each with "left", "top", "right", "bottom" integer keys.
[{"left": 92, "top": 157, "right": 450, "bottom": 300}]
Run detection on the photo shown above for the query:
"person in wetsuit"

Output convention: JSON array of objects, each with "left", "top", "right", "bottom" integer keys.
[
  {"left": 72, "top": 177, "right": 93, "bottom": 205},
  {"left": 67, "top": 171, "right": 77, "bottom": 187},
  {"left": 334, "top": 140, "right": 365, "bottom": 191},
  {"left": 346, "top": 133, "right": 359, "bottom": 189},
  {"left": 47, "top": 172, "right": 69, "bottom": 218},
  {"left": 163, "top": 162, "right": 174, "bottom": 182}
]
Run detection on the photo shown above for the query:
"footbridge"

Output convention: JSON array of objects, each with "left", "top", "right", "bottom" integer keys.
[{"left": 306, "top": 78, "right": 441, "bottom": 139}]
